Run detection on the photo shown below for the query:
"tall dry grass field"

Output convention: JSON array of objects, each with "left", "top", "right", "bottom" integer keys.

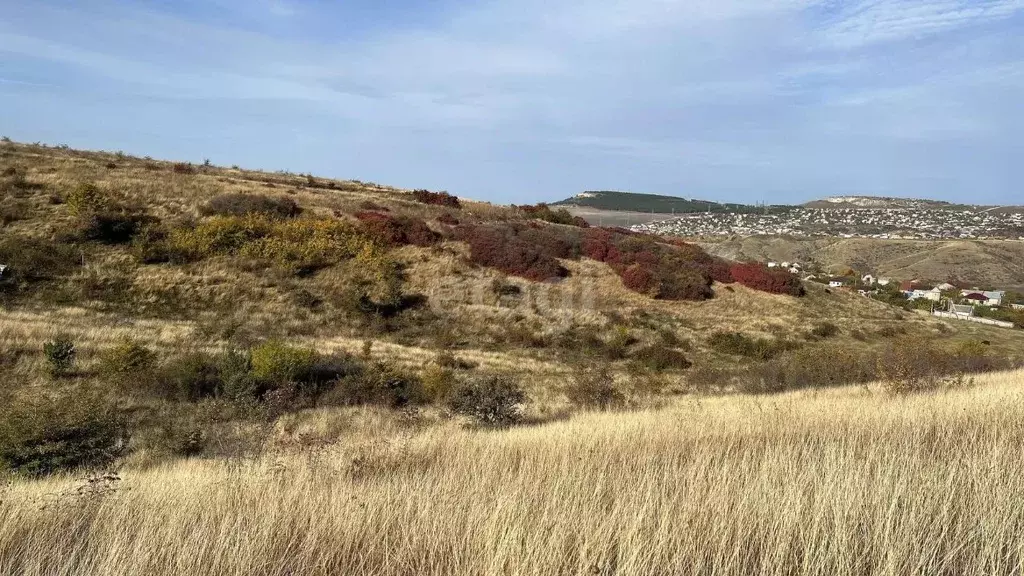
[{"left": 4, "top": 371, "right": 1024, "bottom": 575}]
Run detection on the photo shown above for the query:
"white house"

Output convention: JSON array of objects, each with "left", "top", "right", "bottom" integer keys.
[
  {"left": 961, "top": 290, "right": 1004, "bottom": 307},
  {"left": 0, "top": 264, "right": 7, "bottom": 278},
  {"left": 861, "top": 274, "right": 876, "bottom": 285},
  {"left": 767, "top": 262, "right": 779, "bottom": 268},
  {"left": 829, "top": 280, "right": 845, "bottom": 288},
  {"left": 936, "top": 282, "right": 957, "bottom": 292},
  {"left": 877, "top": 277, "right": 892, "bottom": 286},
  {"left": 908, "top": 288, "right": 942, "bottom": 302},
  {"left": 1012, "top": 303, "right": 1024, "bottom": 311}
]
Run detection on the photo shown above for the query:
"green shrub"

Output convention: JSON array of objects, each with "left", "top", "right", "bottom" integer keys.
[
  {"left": 421, "top": 365, "right": 458, "bottom": 403},
  {"left": 131, "top": 224, "right": 176, "bottom": 264},
  {"left": 250, "top": 341, "right": 319, "bottom": 385},
  {"left": 0, "top": 393, "right": 129, "bottom": 477},
  {"left": 99, "top": 338, "right": 157, "bottom": 386},
  {"left": 43, "top": 336, "right": 77, "bottom": 377},
  {"left": 708, "top": 331, "right": 795, "bottom": 361},
  {"left": 327, "top": 363, "right": 425, "bottom": 408},
  {"left": 809, "top": 322, "right": 840, "bottom": 339},
  {"left": 217, "top": 348, "right": 256, "bottom": 401},
  {"left": 65, "top": 183, "right": 108, "bottom": 215},
  {"left": 156, "top": 353, "right": 224, "bottom": 402},
  {"left": 564, "top": 365, "right": 624, "bottom": 410},
  {"left": 448, "top": 374, "right": 526, "bottom": 427},
  {"left": 168, "top": 215, "right": 375, "bottom": 274}
]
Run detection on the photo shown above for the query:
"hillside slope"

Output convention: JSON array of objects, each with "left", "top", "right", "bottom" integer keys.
[
  {"left": 700, "top": 236, "right": 1024, "bottom": 288},
  {"left": 3, "top": 141, "right": 1024, "bottom": 476}
]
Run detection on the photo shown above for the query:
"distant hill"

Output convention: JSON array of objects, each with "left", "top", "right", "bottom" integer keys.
[
  {"left": 803, "top": 196, "right": 961, "bottom": 210},
  {"left": 554, "top": 191, "right": 790, "bottom": 214}
]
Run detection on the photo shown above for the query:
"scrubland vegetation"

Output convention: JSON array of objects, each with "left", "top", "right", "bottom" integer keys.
[
  {"left": 5, "top": 370, "right": 1024, "bottom": 575},
  {"left": 4, "top": 141, "right": 1024, "bottom": 574}
]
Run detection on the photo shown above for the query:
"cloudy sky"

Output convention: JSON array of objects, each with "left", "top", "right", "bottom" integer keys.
[{"left": 1, "top": 1, "right": 1022, "bottom": 205}]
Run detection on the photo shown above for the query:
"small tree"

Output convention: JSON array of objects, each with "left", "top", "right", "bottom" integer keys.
[{"left": 43, "top": 336, "right": 77, "bottom": 377}]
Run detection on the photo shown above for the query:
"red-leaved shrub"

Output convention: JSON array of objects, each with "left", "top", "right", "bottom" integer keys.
[
  {"left": 456, "top": 224, "right": 567, "bottom": 282},
  {"left": 412, "top": 190, "right": 461, "bottom": 208},
  {"left": 355, "top": 211, "right": 441, "bottom": 248},
  {"left": 729, "top": 262, "right": 805, "bottom": 296}
]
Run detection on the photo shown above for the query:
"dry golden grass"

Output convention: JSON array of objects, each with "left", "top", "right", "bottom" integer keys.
[{"left": 5, "top": 370, "right": 1024, "bottom": 575}]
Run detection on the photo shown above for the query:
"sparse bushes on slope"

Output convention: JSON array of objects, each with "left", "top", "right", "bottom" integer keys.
[
  {"left": 516, "top": 203, "right": 589, "bottom": 227},
  {"left": 731, "top": 338, "right": 1013, "bottom": 395},
  {"left": 0, "top": 236, "right": 81, "bottom": 296},
  {"left": 564, "top": 365, "right": 625, "bottom": 410},
  {"left": 412, "top": 189, "right": 461, "bottom": 208},
  {"left": 0, "top": 392, "right": 129, "bottom": 477},
  {"left": 66, "top": 183, "right": 155, "bottom": 245},
  {"left": 164, "top": 215, "right": 377, "bottom": 274},
  {"left": 708, "top": 331, "right": 797, "bottom": 361},
  {"left": 200, "top": 193, "right": 301, "bottom": 219},
  {"left": 809, "top": 321, "right": 840, "bottom": 339},
  {"left": 629, "top": 343, "right": 692, "bottom": 371}
]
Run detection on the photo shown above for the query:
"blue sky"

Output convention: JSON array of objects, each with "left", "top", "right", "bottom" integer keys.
[{"left": 1, "top": 1, "right": 1022, "bottom": 205}]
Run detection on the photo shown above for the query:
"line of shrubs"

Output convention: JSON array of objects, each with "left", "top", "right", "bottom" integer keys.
[
  {"left": 514, "top": 203, "right": 590, "bottom": 228},
  {"left": 450, "top": 222, "right": 749, "bottom": 300},
  {"left": 3, "top": 339, "right": 532, "bottom": 477},
  {"left": 691, "top": 338, "right": 1016, "bottom": 395},
  {"left": 412, "top": 189, "right": 461, "bottom": 208}
]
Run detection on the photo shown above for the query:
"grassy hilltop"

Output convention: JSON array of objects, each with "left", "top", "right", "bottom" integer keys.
[{"left": 4, "top": 140, "right": 1024, "bottom": 574}]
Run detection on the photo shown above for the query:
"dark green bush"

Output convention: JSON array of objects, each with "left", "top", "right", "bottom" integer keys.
[
  {"left": 448, "top": 374, "right": 526, "bottom": 427},
  {"left": 0, "top": 393, "right": 129, "bottom": 477},
  {"left": 43, "top": 336, "right": 77, "bottom": 377},
  {"left": 76, "top": 211, "right": 155, "bottom": 244}
]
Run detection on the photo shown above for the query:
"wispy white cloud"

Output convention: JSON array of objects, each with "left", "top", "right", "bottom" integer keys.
[
  {"left": 0, "top": 0, "right": 1021, "bottom": 203},
  {"left": 819, "top": 0, "right": 1024, "bottom": 48}
]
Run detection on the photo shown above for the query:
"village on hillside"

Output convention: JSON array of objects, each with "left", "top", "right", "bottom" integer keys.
[
  {"left": 633, "top": 207, "right": 1024, "bottom": 240},
  {"left": 798, "top": 266, "right": 1024, "bottom": 329}
]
